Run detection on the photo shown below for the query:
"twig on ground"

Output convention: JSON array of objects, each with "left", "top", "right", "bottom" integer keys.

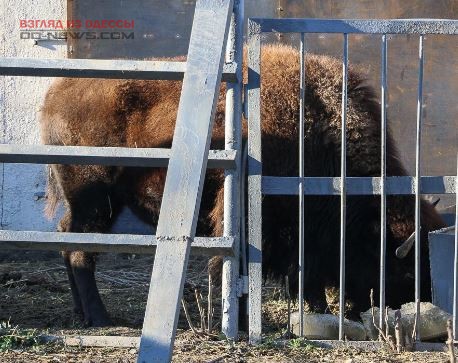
[
  {"left": 394, "top": 310, "right": 403, "bottom": 353},
  {"left": 369, "top": 289, "right": 396, "bottom": 351},
  {"left": 370, "top": 289, "right": 387, "bottom": 341},
  {"left": 181, "top": 298, "right": 198, "bottom": 335},
  {"left": 207, "top": 274, "right": 214, "bottom": 334},
  {"left": 195, "top": 288, "right": 207, "bottom": 332},
  {"left": 385, "top": 306, "right": 396, "bottom": 349},
  {"left": 1, "top": 279, "right": 29, "bottom": 287},
  {"left": 411, "top": 299, "right": 419, "bottom": 342},
  {"left": 284, "top": 275, "right": 292, "bottom": 338},
  {"left": 385, "top": 307, "right": 390, "bottom": 339},
  {"left": 447, "top": 319, "right": 456, "bottom": 363}
]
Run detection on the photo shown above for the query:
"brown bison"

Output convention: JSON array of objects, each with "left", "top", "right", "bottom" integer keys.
[{"left": 40, "top": 44, "right": 445, "bottom": 327}]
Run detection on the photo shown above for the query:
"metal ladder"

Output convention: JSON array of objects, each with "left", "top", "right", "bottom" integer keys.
[{"left": 0, "top": 0, "right": 243, "bottom": 362}]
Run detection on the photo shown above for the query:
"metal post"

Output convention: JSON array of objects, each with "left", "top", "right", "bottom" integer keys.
[
  {"left": 298, "top": 32, "right": 306, "bottom": 337},
  {"left": 222, "top": 0, "right": 243, "bottom": 340},
  {"left": 453, "top": 153, "right": 458, "bottom": 339},
  {"left": 414, "top": 34, "right": 424, "bottom": 342},
  {"left": 247, "top": 18, "right": 262, "bottom": 344},
  {"left": 339, "top": 33, "right": 348, "bottom": 341},
  {"left": 379, "top": 34, "right": 388, "bottom": 335}
]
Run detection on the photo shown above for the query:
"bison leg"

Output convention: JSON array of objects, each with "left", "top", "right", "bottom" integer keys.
[
  {"left": 58, "top": 213, "right": 83, "bottom": 315},
  {"left": 58, "top": 180, "right": 122, "bottom": 327},
  {"left": 69, "top": 252, "right": 111, "bottom": 327},
  {"left": 62, "top": 252, "right": 83, "bottom": 315},
  {"left": 61, "top": 249, "right": 111, "bottom": 327}
]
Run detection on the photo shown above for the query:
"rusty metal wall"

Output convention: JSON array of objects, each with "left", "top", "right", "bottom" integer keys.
[{"left": 70, "top": 0, "right": 457, "bottom": 203}]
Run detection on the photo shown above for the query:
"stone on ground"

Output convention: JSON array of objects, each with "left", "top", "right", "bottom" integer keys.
[
  {"left": 291, "top": 312, "right": 367, "bottom": 340},
  {"left": 360, "top": 302, "right": 451, "bottom": 340}
]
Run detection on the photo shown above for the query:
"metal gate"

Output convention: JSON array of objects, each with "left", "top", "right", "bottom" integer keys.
[
  {"left": 0, "top": 0, "right": 244, "bottom": 362},
  {"left": 247, "top": 18, "right": 457, "bottom": 344}
]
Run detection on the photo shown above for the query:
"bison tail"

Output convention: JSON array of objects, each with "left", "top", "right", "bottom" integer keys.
[{"left": 44, "top": 166, "right": 62, "bottom": 219}]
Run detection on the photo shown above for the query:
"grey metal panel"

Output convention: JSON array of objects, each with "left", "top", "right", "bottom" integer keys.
[
  {"left": 221, "top": 0, "right": 243, "bottom": 340},
  {"left": 137, "top": 0, "right": 233, "bottom": 361},
  {"left": 430, "top": 227, "right": 456, "bottom": 315},
  {"left": 0, "top": 230, "right": 235, "bottom": 256},
  {"left": 247, "top": 18, "right": 262, "bottom": 345},
  {"left": 0, "top": 144, "right": 237, "bottom": 169},
  {"left": 253, "top": 18, "right": 458, "bottom": 35},
  {"left": 261, "top": 176, "right": 457, "bottom": 195},
  {"left": 0, "top": 58, "right": 238, "bottom": 83}
]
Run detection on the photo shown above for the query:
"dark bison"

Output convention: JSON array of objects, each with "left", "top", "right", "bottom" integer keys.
[{"left": 40, "top": 44, "right": 445, "bottom": 327}]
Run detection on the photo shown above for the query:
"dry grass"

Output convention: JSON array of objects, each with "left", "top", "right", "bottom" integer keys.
[{"left": 0, "top": 251, "right": 450, "bottom": 362}]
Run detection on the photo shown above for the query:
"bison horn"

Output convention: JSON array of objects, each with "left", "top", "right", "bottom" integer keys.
[
  {"left": 432, "top": 198, "right": 440, "bottom": 207},
  {"left": 395, "top": 229, "right": 418, "bottom": 259}
]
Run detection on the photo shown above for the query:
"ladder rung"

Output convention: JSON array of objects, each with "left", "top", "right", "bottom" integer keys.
[
  {"left": 0, "top": 144, "right": 237, "bottom": 169},
  {"left": 0, "top": 230, "right": 235, "bottom": 256},
  {"left": 0, "top": 58, "right": 238, "bottom": 83}
]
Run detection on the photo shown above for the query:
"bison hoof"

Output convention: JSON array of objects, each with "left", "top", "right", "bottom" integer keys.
[{"left": 83, "top": 315, "right": 113, "bottom": 328}]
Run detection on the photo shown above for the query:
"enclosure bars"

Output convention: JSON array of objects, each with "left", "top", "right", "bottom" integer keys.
[
  {"left": 379, "top": 34, "right": 388, "bottom": 336},
  {"left": 298, "top": 32, "right": 306, "bottom": 337},
  {"left": 247, "top": 18, "right": 458, "bottom": 343},
  {"left": 414, "top": 34, "right": 425, "bottom": 341},
  {"left": 339, "top": 33, "right": 349, "bottom": 341},
  {"left": 454, "top": 154, "right": 458, "bottom": 339},
  {"left": 0, "top": 0, "right": 243, "bottom": 361},
  {"left": 222, "top": 0, "right": 244, "bottom": 340}
]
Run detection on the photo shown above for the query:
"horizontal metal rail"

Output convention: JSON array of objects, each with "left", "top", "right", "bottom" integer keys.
[
  {"left": 262, "top": 176, "right": 456, "bottom": 195},
  {"left": 252, "top": 18, "right": 458, "bottom": 35},
  {"left": 0, "top": 230, "right": 235, "bottom": 256},
  {"left": 40, "top": 335, "right": 454, "bottom": 353},
  {"left": 0, "top": 144, "right": 236, "bottom": 169},
  {"left": 0, "top": 58, "right": 238, "bottom": 83}
]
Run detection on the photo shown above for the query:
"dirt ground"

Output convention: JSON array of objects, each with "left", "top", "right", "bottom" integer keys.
[{"left": 0, "top": 250, "right": 451, "bottom": 362}]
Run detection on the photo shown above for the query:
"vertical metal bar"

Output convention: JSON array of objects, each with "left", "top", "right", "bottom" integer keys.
[
  {"left": 247, "top": 18, "right": 262, "bottom": 344},
  {"left": 298, "top": 32, "right": 306, "bottom": 337},
  {"left": 222, "top": 0, "right": 243, "bottom": 340},
  {"left": 414, "top": 34, "right": 424, "bottom": 342},
  {"left": 379, "top": 34, "right": 388, "bottom": 336},
  {"left": 339, "top": 33, "right": 348, "bottom": 341},
  {"left": 453, "top": 153, "right": 458, "bottom": 339}
]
